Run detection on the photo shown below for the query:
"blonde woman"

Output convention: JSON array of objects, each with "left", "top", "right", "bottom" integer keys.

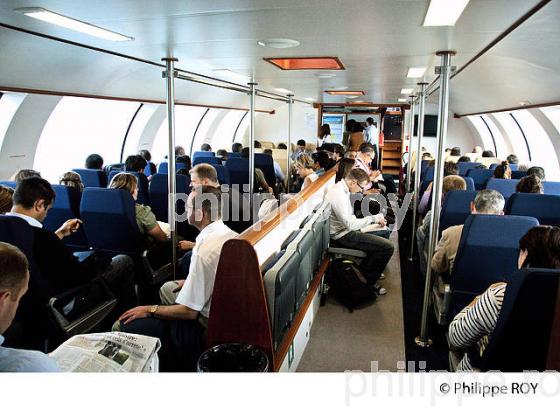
[
  {"left": 295, "top": 154, "right": 318, "bottom": 191},
  {"left": 109, "top": 173, "right": 168, "bottom": 244},
  {"left": 59, "top": 171, "right": 84, "bottom": 192}
]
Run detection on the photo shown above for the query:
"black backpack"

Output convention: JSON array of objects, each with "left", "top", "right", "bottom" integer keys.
[{"left": 326, "top": 258, "right": 376, "bottom": 311}]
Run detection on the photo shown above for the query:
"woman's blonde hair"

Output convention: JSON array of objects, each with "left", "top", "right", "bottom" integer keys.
[
  {"left": 109, "top": 172, "right": 138, "bottom": 193},
  {"left": 59, "top": 171, "right": 84, "bottom": 192},
  {"left": 296, "top": 154, "right": 315, "bottom": 170},
  {"left": 0, "top": 185, "right": 14, "bottom": 214}
]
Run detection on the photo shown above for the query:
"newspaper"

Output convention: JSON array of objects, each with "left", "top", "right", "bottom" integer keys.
[{"left": 49, "top": 332, "right": 161, "bottom": 372}]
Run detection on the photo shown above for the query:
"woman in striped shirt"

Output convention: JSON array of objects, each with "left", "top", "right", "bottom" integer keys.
[{"left": 449, "top": 225, "right": 560, "bottom": 371}]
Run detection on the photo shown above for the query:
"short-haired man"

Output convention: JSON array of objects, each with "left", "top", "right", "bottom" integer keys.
[
  {"left": 431, "top": 189, "right": 505, "bottom": 274},
  {"left": 363, "top": 117, "right": 379, "bottom": 168},
  {"left": 291, "top": 139, "right": 307, "bottom": 161},
  {"left": 232, "top": 142, "right": 243, "bottom": 153},
  {"left": 200, "top": 143, "right": 212, "bottom": 152},
  {"left": 124, "top": 155, "right": 148, "bottom": 173},
  {"left": 85, "top": 154, "right": 104, "bottom": 170},
  {"left": 11, "top": 169, "right": 41, "bottom": 183},
  {"left": 506, "top": 154, "right": 519, "bottom": 165},
  {"left": 117, "top": 186, "right": 237, "bottom": 371},
  {"left": 0, "top": 242, "right": 59, "bottom": 371},
  {"left": 326, "top": 169, "right": 394, "bottom": 294},
  {"left": 175, "top": 146, "right": 186, "bottom": 157},
  {"left": 5, "top": 177, "right": 136, "bottom": 320}
]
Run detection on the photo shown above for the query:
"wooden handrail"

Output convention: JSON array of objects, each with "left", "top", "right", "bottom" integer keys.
[{"left": 238, "top": 167, "right": 336, "bottom": 245}]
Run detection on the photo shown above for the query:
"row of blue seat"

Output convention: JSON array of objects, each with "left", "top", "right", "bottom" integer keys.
[{"left": 439, "top": 190, "right": 560, "bottom": 234}]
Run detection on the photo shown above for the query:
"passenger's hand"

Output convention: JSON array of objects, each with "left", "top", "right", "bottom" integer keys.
[
  {"left": 364, "top": 188, "right": 380, "bottom": 195},
  {"left": 172, "top": 280, "right": 185, "bottom": 293},
  {"left": 377, "top": 218, "right": 387, "bottom": 227},
  {"left": 370, "top": 170, "right": 382, "bottom": 180},
  {"left": 118, "top": 306, "right": 151, "bottom": 325},
  {"left": 178, "top": 240, "right": 195, "bottom": 251},
  {"left": 56, "top": 219, "right": 82, "bottom": 239}
]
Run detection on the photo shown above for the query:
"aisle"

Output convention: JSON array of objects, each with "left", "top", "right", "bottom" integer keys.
[{"left": 297, "top": 232, "right": 405, "bottom": 372}]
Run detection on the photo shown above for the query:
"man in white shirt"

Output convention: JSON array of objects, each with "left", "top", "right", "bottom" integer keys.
[
  {"left": 0, "top": 242, "right": 59, "bottom": 372},
  {"left": 363, "top": 117, "right": 380, "bottom": 169},
  {"left": 326, "top": 169, "right": 394, "bottom": 293},
  {"left": 117, "top": 185, "right": 237, "bottom": 371}
]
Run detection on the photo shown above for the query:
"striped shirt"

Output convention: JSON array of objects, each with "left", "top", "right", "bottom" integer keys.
[{"left": 448, "top": 282, "right": 507, "bottom": 371}]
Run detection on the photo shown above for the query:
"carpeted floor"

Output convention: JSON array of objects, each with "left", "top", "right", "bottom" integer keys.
[{"left": 297, "top": 232, "right": 406, "bottom": 372}]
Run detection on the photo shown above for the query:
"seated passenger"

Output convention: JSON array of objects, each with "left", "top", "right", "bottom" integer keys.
[
  {"left": 506, "top": 154, "right": 519, "bottom": 165},
  {"left": 457, "top": 156, "right": 471, "bottom": 163},
  {"left": 116, "top": 186, "right": 237, "bottom": 371},
  {"left": 231, "top": 142, "right": 243, "bottom": 153},
  {"left": 448, "top": 226, "right": 560, "bottom": 371},
  {"left": 353, "top": 143, "right": 382, "bottom": 194},
  {"left": 254, "top": 140, "right": 262, "bottom": 149},
  {"left": 335, "top": 158, "right": 356, "bottom": 183},
  {"left": 472, "top": 146, "right": 483, "bottom": 154},
  {"left": 109, "top": 173, "right": 168, "bottom": 245},
  {"left": 516, "top": 175, "right": 543, "bottom": 194},
  {"left": 451, "top": 147, "right": 461, "bottom": 156},
  {"left": 0, "top": 243, "right": 59, "bottom": 372},
  {"left": 124, "top": 155, "right": 147, "bottom": 173},
  {"left": 431, "top": 189, "right": 505, "bottom": 275},
  {"left": 333, "top": 144, "right": 345, "bottom": 162},
  {"left": 277, "top": 143, "right": 287, "bottom": 150},
  {"left": 418, "top": 162, "right": 459, "bottom": 216},
  {"left": 216, "top": 149, "right": 228, "bottom": 162},
  {"left": 295, "top": 154, "right": 317, "bottom": 191},
  {"left": 264, "top": 148, "right": 284, "bottom": 185},
  {"left": 6, "top": 177, "right": 136, "bottom": 321},
  {"left": 176, "top": 155, "right": 192, "bottom": 172},
  {"left": 85, "top": 154, "right": 104, "bottom": 170},
  {"left": 493, "top": 161, "right": 512, "bottom": 179},
  {"left": 326, "top": 169, "right": 394, "bottom": 295},
  {"left": 200, "top": 143, "right": 212, "bottom": 152},
  {"left": 11, "top": 169, "right": 40, "bottom": 183},
  {"left": 0, "top": 185, "right": 14, "bottom": 214},
  {"left": 312, "top": 150, "right": 336, "bottom": 176},
  {"left": 345, "top": 150, "right": 358, "bottom": 160},
  {"left": 59, "top": 171, "right": 84, "bottom": 192},
  {"left": 175, "top": 146, "right": 186, "bottom": 157},
  {"left": 139, "top": 149, "right": 157, "bottom": 176},
  {"left": 527, "top": 166, "right": 545, "bottom": 181},
  {"left": 416, "top": 175, "right": 467, "bottom": 274},
  {"left": 291, "top": 139, "right": 307, "bottom": 161},
  {"left": 482, "top": 150, "right": 495, "bottom": 158}
]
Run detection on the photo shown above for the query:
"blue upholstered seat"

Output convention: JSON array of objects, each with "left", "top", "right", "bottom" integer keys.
[
  {"left": 506, "top": 193, "right": 560, "bottom": 226},
  {"left": 458, "top": 162, "right": 481, "bottom": 176},
  {"left": 466, "top": 169, "right": 494, "bottom": 190},
  {"left": 439, "top": 190, "right": 478, "bottom": 234},
  {"left": 451, "top": 214, "right": 539, "bottom": 314},
  {"left": 72, "top": 169, "right": 107, "bottom": 188},
  {"left": 485, "top": 178, "right": 518, "bottom": 202}
]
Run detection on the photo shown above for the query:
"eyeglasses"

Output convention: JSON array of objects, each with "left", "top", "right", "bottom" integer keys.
[{"left": 357, "top": 182, "right": 367, "bottom": 191}]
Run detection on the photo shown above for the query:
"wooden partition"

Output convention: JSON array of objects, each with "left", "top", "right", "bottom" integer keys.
[{"left": 206, "top": 168, "right": 336, "bottom": 370}]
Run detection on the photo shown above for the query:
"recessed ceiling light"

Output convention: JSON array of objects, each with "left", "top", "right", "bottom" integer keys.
[
  {"left": 14, "top": 7, "right": 133, "bottom": 41},
  {"left": 398, "top": 98, "right": 408, "bottom": 102},
  {"left": 346, "top": 96, "right": 359, "bottom": 99},
  {"left": 316, "top": 73, "right": 337, "bottom": 79},
  {"left": 274, "top": 88, "right": 294, "bottom": 94},
  {"left": 257, "top": 38, "right": 300, "bottom": 49},
  {"left": 407, "top": 67, "right": 427, "bottom": 78},
  {"left": 519, "top": 101, "right": 532, "bottom": 106},
  {"left": 304, "top": 97, "right": 316, "bottom": 102},
  {"left": 401, "top": 88, "right": 414, "bottom": 94},
  {"left": 354, "top": 100, "right": 364, "bottom": 103},
  {"left": 264, "top": 57, "right": 344, "bottom": 70},
  {"left": 423, "top": 0, "right": 470, "bottom": 27}
]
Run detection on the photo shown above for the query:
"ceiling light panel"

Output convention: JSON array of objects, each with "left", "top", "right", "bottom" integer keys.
[
  {"left": 407, "top": 67, "right": 427, "bottom": 78},
  {"left": 401, "top": 88, "right": 414, "bottom": 94},
  {"left": 265, "top": 57, "right": 345, "bottom": 70},
  {"left": 15, "top": 7, "right": 133, "bottom": 41},
  {"left": 257, "top": 38, "right": 300, "bottom": 48},
  {"left": 325, "top": 90, "right": 365, "bottom": 96},
  {"left": 423, "top": 0, "right": 470, "bottom": 27}
]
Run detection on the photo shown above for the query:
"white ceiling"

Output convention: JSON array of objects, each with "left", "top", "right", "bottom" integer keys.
[{"left": 0, "top": 0, "right": 557, "bottom": 114}]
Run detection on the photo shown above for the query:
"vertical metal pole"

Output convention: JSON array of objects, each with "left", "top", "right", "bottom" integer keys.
[
  {"left": 405, "top": 95, "right": 416, "bottom": 193},
  {"left": 287, "top": 94, "right": 294, "bottom": 192},
  {"left": 408, "top": 82, "right": 428, "bottom": 261},
  {"left": 416, "top": 51, "right": 456, "bottom": 347},
  {"left": 162, "top": 57, "right": 178, "bottom": 281},
  {"left": 249, "top": 81, "right": 256, "bottom": 203}
]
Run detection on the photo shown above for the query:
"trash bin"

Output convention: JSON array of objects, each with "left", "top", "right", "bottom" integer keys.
[{"left": 197, "top": 343, "right": 269, "bottom": 372}]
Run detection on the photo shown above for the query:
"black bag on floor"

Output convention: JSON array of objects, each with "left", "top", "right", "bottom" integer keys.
[{"left": 327, "top": 258, "right": 376, "bottom": 312}]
